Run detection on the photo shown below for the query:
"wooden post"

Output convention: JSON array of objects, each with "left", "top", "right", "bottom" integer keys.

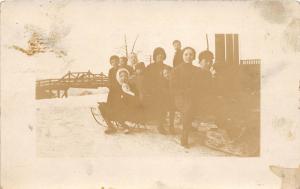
[
  {"left": 226, "top": 34, "right": 234, "bottom": 65},
  {"left": 62, "top": 89, "right": 68, "bottom": 98},
  {"left": 65, "top": 89, "right": 68, "bottom": 98},
  {"left": 215, "top": 34, "right": 225, "bottom": 64},
  {"left": 233, "top": 34, "right": 239, "bottom": 65},
  {"left": 49, "top": 89, "right": 53, "bottom": 98}
]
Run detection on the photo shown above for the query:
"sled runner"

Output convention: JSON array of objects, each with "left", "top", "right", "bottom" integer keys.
[
  {"left": 90, "top": 107, "right": 107, "bottom": 127},
  {"left": 90, "top": 105, "right": 125, "bottom": 128},
  {"left": 204, "top": 128, "right": 249, "bottom": 156},
  {"left": 90, "top": 102, "right": 148, "bottom": 131}
]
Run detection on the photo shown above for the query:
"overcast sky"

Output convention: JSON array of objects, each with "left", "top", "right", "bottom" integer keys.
[
  {"left": 2, "top": 1, "right": 297, "bottom": 79},
  {"left": 1, "top": 2, "right": 300, "bottom": 189}
]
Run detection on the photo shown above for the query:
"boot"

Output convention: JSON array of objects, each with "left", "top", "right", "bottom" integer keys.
[
  {"left": 157, "top": 125, "right": 167, "bottom": 135},
  {"left": 104, "top": 126, "right": 117, "bottom": 134},
  {"left": 181, "top": 128, "right": 190, "bottom": 148},
  {"left": 121, "top": 123, "right": 132, "bottom": 134},
  {"left": 181, "top": 134, "right": 189, "bottom": 148},
  {"left": 169, "top": 125, "right": 175, "bottom": 135}
]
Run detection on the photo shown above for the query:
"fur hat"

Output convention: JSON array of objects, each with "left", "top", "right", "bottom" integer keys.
[
  {"left": 116, "top": 68, "right": 135, "bottom": 96},
  {"left": 116, "top": 68, "right": 129, "bottom": 84}
]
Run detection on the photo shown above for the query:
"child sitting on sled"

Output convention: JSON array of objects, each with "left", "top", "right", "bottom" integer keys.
[{"left": 100, "top": 68, "right": 144, "bottom": 134}]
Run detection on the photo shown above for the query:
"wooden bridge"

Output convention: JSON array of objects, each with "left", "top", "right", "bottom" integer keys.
[
  {"left": 240, "top": 59, "right": 261, "bottom": 65},
  {"left": 36, "top": 71, "right": 108, "bottom": 99}
]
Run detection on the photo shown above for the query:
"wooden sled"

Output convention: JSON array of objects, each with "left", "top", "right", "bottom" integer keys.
[
  {"left": 90, "top": 105, "right": 148, "bottom": 132},
  {"left": 204, "top": 129, "right": 248, "bottom": 156},
  {"left": 90, "top": 107, "right": 107, "bottom": 127}
]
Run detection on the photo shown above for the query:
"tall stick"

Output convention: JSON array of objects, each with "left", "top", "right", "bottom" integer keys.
[
  {"left": 206, "top": 34, "right": 209, "bottom": 50},
  {"left": 124, "top": 34, "right": 128, "bottom": 58},
  {"left": 131, "top": 34, "right": 139, "bottom": 53}
]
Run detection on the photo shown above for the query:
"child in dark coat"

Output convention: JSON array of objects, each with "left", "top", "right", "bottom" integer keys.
[
  {"left": 142, "top": 47, "right": 172, "bottom": 134},
  {"left": 101, "top": 68, "right": 143, "bottom": 134},
  {"left": 170, "top": 47, "right": 200, "bottom": 147},
  {"left": 107, "top": 55, "right": 120, "bottom": 107}
]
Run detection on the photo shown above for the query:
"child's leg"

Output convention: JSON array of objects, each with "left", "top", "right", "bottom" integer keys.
[
  {"left": 181, "top": 106, "right": 195, "bottom": 147},
  {"left": 169, "top": 111, "right": 175, "bottom": 134},
  {"left": 98, "top": 103, "right": 116, "bottom": 134}
]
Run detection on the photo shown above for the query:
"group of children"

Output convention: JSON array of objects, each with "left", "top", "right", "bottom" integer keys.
[{"left": 99, "top": 40, "right": 221, "bottom": 147}]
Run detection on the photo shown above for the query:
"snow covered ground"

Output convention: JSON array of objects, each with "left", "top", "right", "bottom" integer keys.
[{"left": 36, "top": 91, "right": 226, "bottom": 157}]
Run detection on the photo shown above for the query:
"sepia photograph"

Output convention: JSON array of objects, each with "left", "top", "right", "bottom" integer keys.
[
  {"left": 36, "top": 33, "right": 260, "bottom": 157},
  {"left": 1, "top": 1, "right": 299, "bottom": 189}
]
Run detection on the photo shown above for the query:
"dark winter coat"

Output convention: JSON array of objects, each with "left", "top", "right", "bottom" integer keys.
[
  {"left": 104, "top": 82, "right": 144, "bottom": 122},
  {"left": 173, "top": 49, "right": 183, "bottom": 68},
  {"left": 142, "top": 62, "right": 172, "bottom": 120},
  {"left": 170, "top": 63, "right": 201, "bottom": 112}
]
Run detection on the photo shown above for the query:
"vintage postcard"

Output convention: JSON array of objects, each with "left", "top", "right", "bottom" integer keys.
[{"left": 1, "top": 0, "right": 299, "bottom": 189}]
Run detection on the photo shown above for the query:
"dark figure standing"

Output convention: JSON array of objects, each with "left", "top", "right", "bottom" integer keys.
[
  {"left": 161, "top": 66, "right": 176, "bottom": 134},
  {"left": 107, "top": 55, "right": 120, "bottom": 104},
  {"left": 105, "top": 55, "right": 120, "bottom": 134},
  {"left": 196, "top": 50, "right": 218, "bottom": 122},
  {"left": 172, "top": 40, "right": 183, "bottom": 68},
  {"left": 170, "top": 47, "right": 200, "bottom": 147},
  {"left": 198, "top": 51, "right": 245, "bottom": 140},
  {"left": 143, "top": 47, "right": 172, "bottom": 134}
]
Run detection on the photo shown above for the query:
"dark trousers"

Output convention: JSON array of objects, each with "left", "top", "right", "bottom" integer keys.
[{"left": 179, "top": 96, "right": 227, "bottom": 145}]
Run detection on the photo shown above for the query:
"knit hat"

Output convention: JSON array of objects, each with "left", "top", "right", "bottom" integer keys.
[{"left": 116, "top": 68, "right": 129, "bottom": 84}]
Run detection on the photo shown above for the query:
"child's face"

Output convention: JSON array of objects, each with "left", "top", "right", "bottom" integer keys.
[
  {"left": 110, "top": 59, "right": 119, "bottom": 68},
  {"left": 129, "top": 54, "right": 138, "bottom": 65},
  {"left": 173, "top": 42, "right": 181, "bottom": 51},
  {"left": 119, "top": 71, "right": 129, "bottom": 84},
  {"left": 183, "top": 49, "right": 194, "bottom": 64},
  {"left": 119, "top": 58, "right": 127, "bottom": 66},
  {"left": 155, "top": 53, "right": 164, "bottom": 63},
  {"left": 199, "top": 59, "right": 212, "bottom": 70}
]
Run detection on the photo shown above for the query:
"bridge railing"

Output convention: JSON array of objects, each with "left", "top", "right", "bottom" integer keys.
[
  {"left": 36, "top": 72, "right": 109, "bottom": 88},
  {"left": 36, "top": 79, "right": 61, "bottom": 87},
  {"left": 240, "top": 59, "right": 261, "bottom": 65},
  {"left": 58, "top": 78, "right": 108, "bottom": 84}
]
